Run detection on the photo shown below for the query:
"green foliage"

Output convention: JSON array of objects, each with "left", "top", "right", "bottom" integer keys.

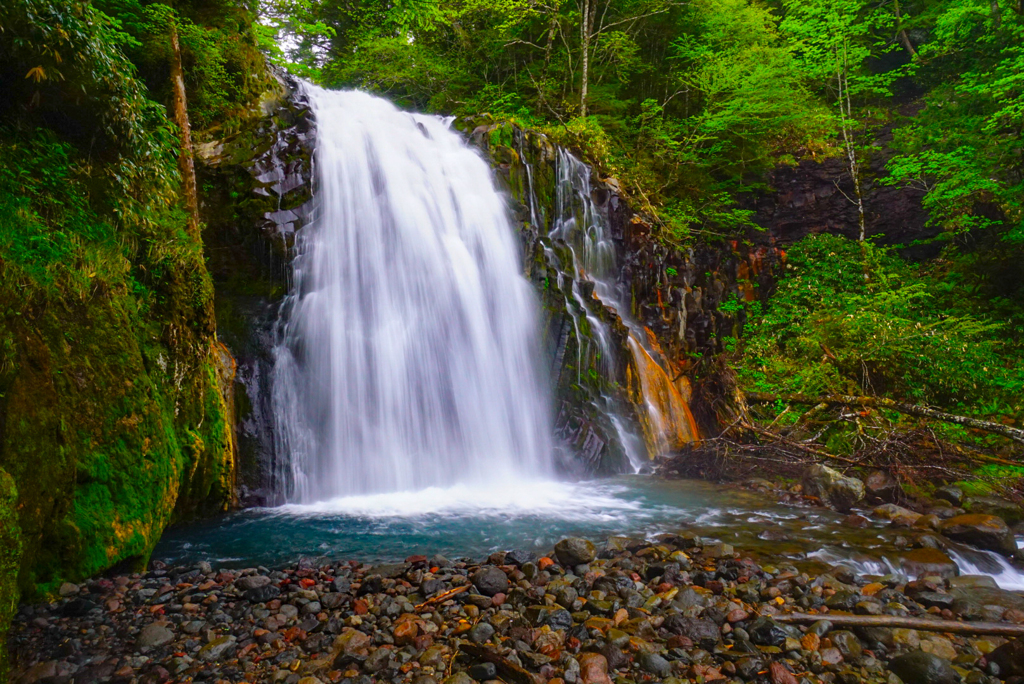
[
  {"left": 883, "top": 0, "right": 1024, "bottom": 244},
  {"left": 738, "top": 234, "right": 1024, "bottom": 421}
]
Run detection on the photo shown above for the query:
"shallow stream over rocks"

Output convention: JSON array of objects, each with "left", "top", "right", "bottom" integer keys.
[{"left": 156, "top": 477, "right": 1024, "bottom": 591}]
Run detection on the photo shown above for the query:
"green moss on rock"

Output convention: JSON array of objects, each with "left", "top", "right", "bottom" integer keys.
[{"left": 0, "top": 468, "right": 22, "bottom": 680}]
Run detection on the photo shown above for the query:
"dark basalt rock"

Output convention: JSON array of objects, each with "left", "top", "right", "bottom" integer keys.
[{"left": 889, "top": 650, "right": 961, "bottom": 684}]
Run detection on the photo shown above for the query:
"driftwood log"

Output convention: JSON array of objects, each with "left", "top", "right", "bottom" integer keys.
[{"left": 774, "top": 612, "right": 1024, "bottom": 636}]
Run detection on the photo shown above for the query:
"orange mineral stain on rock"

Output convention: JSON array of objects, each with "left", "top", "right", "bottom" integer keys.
[{"left": 626, "top": 328, "right": 700, "bottom": 457}]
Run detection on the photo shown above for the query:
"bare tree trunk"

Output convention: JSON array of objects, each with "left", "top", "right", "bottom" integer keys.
[
  {"left": 991, "top": 0, "right": 1002, "bottom": 27},
  {"left": 169, "top": 22, "right": 200, "bottom": 239},
  {"left": 580, "top": 0, "right": 592, "bottom": 116},
  {"left": 835, "top": 44, "right": 867, "bottom": 244},
  {"left": 893, "top": 0, "right": 917, "bottom": 57}
]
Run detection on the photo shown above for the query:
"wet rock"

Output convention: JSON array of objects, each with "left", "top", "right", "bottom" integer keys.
[
  {"left": 246, "top": 585, "right": 282, "bottom": 603},
  {"left": 986, "top": 639, "right": 1024, "bottom": 677},
  {"left": 803, "top": 464, "right": 865, "bottom": 512},
  {"left": 469, "top": 622, "right": 495, "bottom": 644},
  {"left": 468, "top": 662, "right": 498, "bottom": 680},
  {"left": 137, "top": 622, "right": 175, "bottom": 649},
  {"left": 889, "top": 650, "right": 961, "bottom": 684},
  {"left": 505, "top": 549, "right": 536, "bottom": 567},
  {"left": 770, "top": 661, "right": 799, "bottom": 684},
  {"left": 875, "top": 504, "right": 923, "bottom": 527},
  {"left": 748, "top": 617, "right": 801, "bottom": 647},
  {"left": 578, "top": 652, "right": 613, "bottom": 684},
  {"left": 901, "top": 548, "right": 960, "bottom": 579},
  {"left": 965, "top": 496, "right": 1024, "bottom": 525},
  {"left": 936, "top": 486, "right": 965, "bottom": 507},
  {"left": 364, "top": 647, "right": 392, "bottom": 672},
  {"left": 939, "top": 514, "right": 1017, "bottom": 556},
  {"left": 554, "top": 538, "right": 596, "bottom": 567},
  {"left": 663, "top": 616, "right": 719, "bottom": 649},
  {"left": 831, "top": 630, "right": 864, "bottom": 660},
  {"left": 949, "top": 575, "right": 998, "bottom": 590},
  {"left": 58, "top": 582, "right": 79, "bottom": 597},
  {"left": 442, "top": 674, "right": 475, "bottom": 684},
  {"left": 198, "top": 635, "right": 237, "bottom": 661},
  {"left": 61, "top": 598, "right": 98, "bottom": 617},
  {"left": 237, "top": 575, "right": 273, "bottom": 591},
  {"left": 865, "top": 471, "right": 903, "bottom": 504},
  {"left": 471, "top": 566, "right": 510, "bottom": 597},
  {"left": 639, "top": 652, "right": 672, "bottom": 677}
]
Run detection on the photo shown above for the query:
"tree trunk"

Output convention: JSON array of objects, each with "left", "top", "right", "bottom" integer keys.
[
  {"left": 835, "top": 53, "right": 866, "bottom": 244},
  {"left": 580, "top": 0, "right": 592, "bottom": 117},
  {"left": 775, "top": 613, "right": 1024, "bottom": 636},
  {"left": 893, "top": 0, "right": 917, "bottom": 57},
  {"left": 744, "top": 391, "right": 1024, "bottom": 445},
  {"left": 544, "top": 15, "right": 557, "bottom": 66},
  {"left": 169, "top": 22, "right": 200, "bottom": 239}
]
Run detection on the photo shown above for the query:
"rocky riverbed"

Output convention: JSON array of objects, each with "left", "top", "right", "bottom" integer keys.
[{"left": 9, "top": 528, "right": 1024, "bottom": 684}]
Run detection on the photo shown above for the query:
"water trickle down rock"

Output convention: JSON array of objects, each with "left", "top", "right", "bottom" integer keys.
[{"left": 470, "top": 122, "right": 701, "bottom": 470}]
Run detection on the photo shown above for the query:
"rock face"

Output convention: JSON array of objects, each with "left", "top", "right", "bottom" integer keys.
[
  {"left": 197, "top": 70, "right": 315, "bottom": 506},
  {"left": 802, "top": 464, "right": 865, "bottom": 512},
  {"left": 939, "top": 514, "right": 1017, "bottom": 556}
]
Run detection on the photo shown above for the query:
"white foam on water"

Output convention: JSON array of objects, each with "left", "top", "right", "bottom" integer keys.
[
  {"left": 277, "top": 478, "right": 644, "bottom": 522},
  {"left": 809, "top": 546, "right": 1024, "bottom": 591},
  {"left": 947, "top": 547, "right": 1024, "bottom": 591}
]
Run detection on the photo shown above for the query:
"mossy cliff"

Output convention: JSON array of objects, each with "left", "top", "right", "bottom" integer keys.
[
  {"left": 0, "top": 0, "right": 245, "bottom": 668},
  {"left": 196, "top": 71, "right": 315, "bottom": 506}
]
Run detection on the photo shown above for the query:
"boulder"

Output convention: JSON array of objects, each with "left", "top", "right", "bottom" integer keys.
[
  {"left": 986, "top": 638, "right": 1024, "bottom": 677},
  {"left": 554, "top": 537, "right": 596, "bottom": 567},
  {"left": 900, "top": 548, "right": 959, "bottom": 580},
  {"left": 935, "top": 486, "right": 965, "bottom": 507},
  {"left": 938, "top": 514, "right": 1017, "bottom": 556},
  {"left": 471, "top": 566, "right": 509, "bottom": 597},
  {"left": 874, "top": 504, "right": 922, "bottom": 527},
  {"left": 888, "top": 650, "right": 961, "bottom": 684},
  {"left": 864, "top": 471, "right": 903, "bottom": 503},
  {"left": 803, "top": 464, "right": 865, "bottom": 512},
  {"left": 965, "top": 496, "right": 1024, "bottom": 525}
]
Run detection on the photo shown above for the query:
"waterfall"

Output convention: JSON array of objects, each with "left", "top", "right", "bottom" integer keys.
[
  {"left": 272, "top": 86, "right": 552, "bottom": 503},
  {"left": 520, "top": 141, "right": 699, "bottom": 463}
]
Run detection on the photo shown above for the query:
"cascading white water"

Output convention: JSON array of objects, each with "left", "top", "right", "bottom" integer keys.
[{"left": 272, "top": 86, "right": 552, "bottom": 503}]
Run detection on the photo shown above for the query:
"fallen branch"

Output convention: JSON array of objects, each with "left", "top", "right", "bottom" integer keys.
[
  {"left": 775, "top": 613, "right": 1024, "bottom": 636},
  {"left": 459, "top": 643, "right": 543, "bottom": 684},
  {"left": 415, "top": 584, "right": 469, "bottom": 612},
  {"left": 745, "top": 392, "right": 1024, "bottom": 446}
]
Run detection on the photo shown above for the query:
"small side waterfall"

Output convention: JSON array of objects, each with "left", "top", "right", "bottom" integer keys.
[
  {"left": 518, "top": 141, "right": 699, "bottom": 463},
  {"left": 272, "top": 86, "right": 552, "bottom": 503}
]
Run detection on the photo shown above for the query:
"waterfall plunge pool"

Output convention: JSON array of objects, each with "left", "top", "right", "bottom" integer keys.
[{"left": 155, "top": 475, "right": 1024, "bottom": 590}]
